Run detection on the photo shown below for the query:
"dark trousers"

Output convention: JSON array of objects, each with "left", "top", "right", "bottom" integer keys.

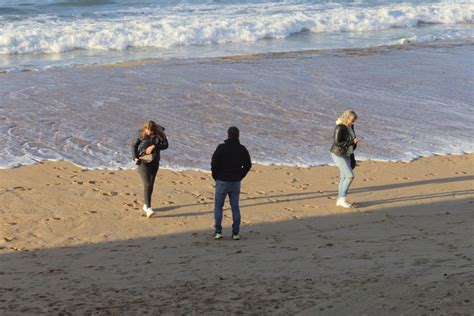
[
  {"left": 214, "top": 180, "right": 241, "bottom": 234},
  {"left": 138, "top": 161, "right": 159, "bottom": 208}
]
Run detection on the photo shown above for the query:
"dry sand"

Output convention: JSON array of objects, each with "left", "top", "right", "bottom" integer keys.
[{"left": 1, "top": 154, "right": 473, "bottom": 315}]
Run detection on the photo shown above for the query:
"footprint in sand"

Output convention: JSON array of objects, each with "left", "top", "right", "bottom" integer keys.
[
  {"left": 161, "top": 200, "right": 175, "bottom": 205},
  {"left": 455, "top": 171, "right": 468, "bottom": 175},
  {"left": 13, "top": 186, "right": 32, "bottom": 191},
  {"left": 395, "top": 177, "right": 410, "bottom": 180},
  {"left": 9, "top": 246, "right": 27, "bottom": 251},
  {"left": 102, "top": 191, "right": 118, "bottom": 196},
  {"left": 292, "top": 183, "right": 310, "bottom": 190},
  {"left": 362, "top": 178, "right": 375, "bottom": 182},
  {"left": 192, "top": 241, "right": 211, "bottom": 247},
  {"left": 198, "top": 197, "right": 211, "bottom": 203},
  {"left": 424, "top": 173, "right": 437, "bottom": 177},
  {"left": 269, "top": 235, "right": 283, "bottom": 244}
]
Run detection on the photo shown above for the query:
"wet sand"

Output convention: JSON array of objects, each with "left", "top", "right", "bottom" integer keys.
[{"left": 1, "top": 154, "right": 473, "bottom": 314}]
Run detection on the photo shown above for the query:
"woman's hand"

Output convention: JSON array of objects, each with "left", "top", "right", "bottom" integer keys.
[
  {"left": 145, "top": 145, "right": 155, "bottom": 154},
  {"left": 354, "top": 137, "right": 361, "bottom": 144}
]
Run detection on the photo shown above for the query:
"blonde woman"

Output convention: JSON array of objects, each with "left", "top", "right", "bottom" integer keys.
[
  {"left": 132, "top": 121, "right": 168, "bottom": 217},
  {"left": 329, "top": 110, "right": 360, "bottom": 208}
]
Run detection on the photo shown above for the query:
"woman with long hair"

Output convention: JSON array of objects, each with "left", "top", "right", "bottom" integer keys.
[
  {"left": 330, "top": 110, "right": 360, "bottom": 208},
  {"left": 132, "top": 120, "right": 168, "bottom": 217}
]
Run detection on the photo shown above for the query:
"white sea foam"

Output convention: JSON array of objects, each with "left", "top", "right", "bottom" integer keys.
[{"left": 1, "top": 3, "right": 472, "bottom": 55}]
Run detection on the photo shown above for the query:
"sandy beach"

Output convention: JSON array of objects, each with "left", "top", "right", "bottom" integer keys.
[
  {"left": 1, "top": 154, "right": 473, "bottom": 314},
  {"left": 1, "top": 1, "right": 473, "bottom": 314}
]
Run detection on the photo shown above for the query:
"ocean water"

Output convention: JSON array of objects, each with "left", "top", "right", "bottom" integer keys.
[
  {"left": 0, "top": 0, "right": 473, "bottom": 71},
  {"left": 0, "top": 0, "right": 473, "bottom": 170}
]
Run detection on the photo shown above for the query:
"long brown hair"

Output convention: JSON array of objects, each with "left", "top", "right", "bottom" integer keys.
[{"left": 140, "top": 120, "right": 166, "bottom": 139}]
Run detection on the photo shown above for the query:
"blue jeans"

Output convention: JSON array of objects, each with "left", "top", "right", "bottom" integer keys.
[
  {"left": 331, "top": 153, "right": 354, "bottom": 198},
  {"left": 214, "top": 180, "right": 241, "bottom": 234}
]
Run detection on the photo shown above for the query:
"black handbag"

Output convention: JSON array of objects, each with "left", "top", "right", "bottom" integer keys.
[{"left": 350, "top": 153, "right": 356, "bottom": 169}]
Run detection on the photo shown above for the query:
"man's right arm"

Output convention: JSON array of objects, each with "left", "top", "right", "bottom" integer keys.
[{"left": 240, "top": 146, "right": 252, "bottom": 180}]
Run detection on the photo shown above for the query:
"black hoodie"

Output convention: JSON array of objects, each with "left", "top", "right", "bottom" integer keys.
[
  {"left": 211, "top": 139, "right": 252, "bottom": 182},
  {"left": 132, "top": 129, "right": 168, "bottom": 163}
]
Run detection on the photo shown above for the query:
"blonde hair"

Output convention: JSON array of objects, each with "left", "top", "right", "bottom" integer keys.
[
  {"left": 140, "top": 120, "right": 165, "bottom": 139},
  {"left": 338, "top": 110, "right": 358, "bottom": 125}
]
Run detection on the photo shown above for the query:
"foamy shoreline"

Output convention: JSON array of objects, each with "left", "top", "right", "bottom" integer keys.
[
  {"left": 1, "top": 154, "right": 473, "bottom": 314},
  {"left": 2, "top": 41, "right": 473, "bottom": 171},
  {"left": 1, "top": 150, "right": 474, "bottom": 173}
]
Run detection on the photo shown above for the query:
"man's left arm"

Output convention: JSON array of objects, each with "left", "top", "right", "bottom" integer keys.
[{"left": 211, "top": 145, "right": 222, "bottom": 181}]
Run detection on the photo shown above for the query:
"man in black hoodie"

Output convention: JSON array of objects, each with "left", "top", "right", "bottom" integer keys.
[{"left": 211, "top": 126, "right": 252, "bottom": 240}]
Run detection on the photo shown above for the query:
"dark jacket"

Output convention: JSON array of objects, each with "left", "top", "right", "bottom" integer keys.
[
  {"left": 330, "top": 124, "right": 356, "bottom": 157},
  {"left": 211, "top": 139, "right": 252, "bottom": 182},
  {"left": 132, "top": 131, "right": 168, "bottom": 163}
]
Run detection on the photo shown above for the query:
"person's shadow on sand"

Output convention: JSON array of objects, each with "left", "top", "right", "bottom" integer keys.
[{"left": 150, "top": 175, "right": 473, "bottom": 213}]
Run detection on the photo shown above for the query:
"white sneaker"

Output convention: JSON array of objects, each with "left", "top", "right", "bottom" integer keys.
[
  {"left": 336, "top": 197, "right": 352, "bottom": 208},
  {"left": 145, "top": 208, "right": 154, "bottom": 218},
  {"left": 143, "top": 205, "right": 154, "bottom": 218}
]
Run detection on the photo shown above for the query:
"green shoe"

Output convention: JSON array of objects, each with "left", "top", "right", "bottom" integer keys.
[
  {"left": 214, "top": 232, "right": 223, "bottom": 240},
  {"left": 232, "top": 233, "right": 240, "bottom": 240}
]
